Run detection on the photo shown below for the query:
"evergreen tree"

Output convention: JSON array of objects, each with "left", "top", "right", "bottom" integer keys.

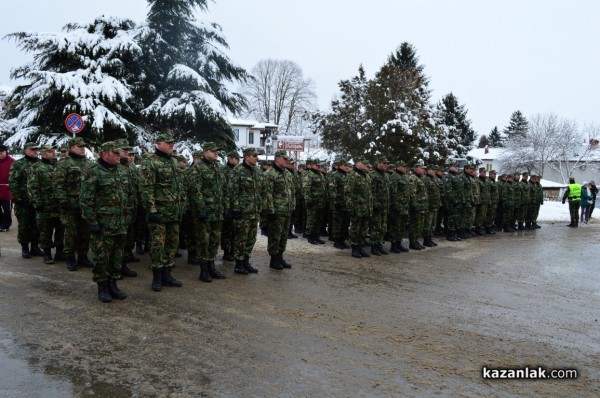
[
  {"left": 488, "top": 126, "right": 504, "bottom": 147},
  {"left": 0, "top": 85, "right": 13, "bottom": 139},
  {"left": 504, "top": 110, "right": 528, "bottom": 140},
  {"left": 477, "top": 135, "right": 490, "bottom": 148},
  {"left": 433, "top": 92, "right": 475, "bottom": 157}
]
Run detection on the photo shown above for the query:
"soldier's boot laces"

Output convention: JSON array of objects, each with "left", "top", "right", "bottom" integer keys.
[
  {"left": 54, "top": 245, "right": 66, "bottom": 262},
  {"left": 270, "top": 253, "right": 283, "bottom": 270},
  {"left": 234, "top": 260, "right": 249, "bottom": 275},
  {"left": 151, "top": 268, "right": 162, "bottom": 291},
  {"left": 43, "top": 248, "right": 54, "bottom": 264},
  {"left": 279, "top": 254, "right": 292, "bottom": 269},
  {"left": 21, "top": 244, "right": 31, "bottom": 259},
  {"left": 121, "top": 263, "right": 138, "bottom": 278},
  {"left": 162, "top": 267, "right": 182, "bottom": 287},
  {"left": 208, "top": 260, "right": 226, "bottom": 279},
  {"left": 379, "top": 244, "right": 389, "bottom": 255},
  {"left": 351, "top": 245, "right": 362, "bottom": 259},
  {"left": 358, "top": 246, "right": 370, "bottom": 258},
  {"left": 66, "top": 256, "right": 78, "bottom": 272},
  {"left": 107, "top": 278, "right": 127, "bottom": 300},
  {"left": 199, "top": 261, "right": 213, "bottom": 282},
  {"left": 97, "top": 281, "right": 112, "bottom": 303},
  {"left": 243, "top": 257, "right": 259, "bottom": 273}
]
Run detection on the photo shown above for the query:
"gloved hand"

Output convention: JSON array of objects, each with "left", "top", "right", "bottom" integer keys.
[
  {"left": 148, "top": 212, "right": 160, "bottom": 223},
  {"left": 198, "top": 209, "right": 208, "bottom": 222},
  {"left": 231, "top": 210, "right": 242, "bottom": 219},
  {"left": 89, "top": 223, "right": 103, "bottom": 235}
]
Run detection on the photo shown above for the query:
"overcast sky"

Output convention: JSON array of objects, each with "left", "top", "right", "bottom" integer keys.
[{"left": 1, "top": 0, "right": 599, "bottom": 137}]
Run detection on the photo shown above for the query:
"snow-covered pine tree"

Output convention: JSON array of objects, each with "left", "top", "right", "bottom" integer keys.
[
  {"left": 488, "top": 126, "right": 504, "bottom": 147},
  {"left": 0, "top": 85, "right": 14, "bottom": 140},
  {"left": 504, "top": 110, "right": 528, "bottom": 140},
  {"left": 142, "top": 0, "right": 248, "bottom": 150},
  {"left": 477, "top": 135, "right": 489, "bottom": 148},
  {"left": 433, "top": 93, "right": 475, "bottom": 157}
]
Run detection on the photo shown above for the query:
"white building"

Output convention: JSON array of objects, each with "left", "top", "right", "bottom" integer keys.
[{"left": 228, "top": 118, "right": 278, "bottom": 155}]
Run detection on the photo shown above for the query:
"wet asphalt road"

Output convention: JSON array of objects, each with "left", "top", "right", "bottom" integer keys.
[{"left": 0, "top": 221, "right": 599, "bottom": 397}]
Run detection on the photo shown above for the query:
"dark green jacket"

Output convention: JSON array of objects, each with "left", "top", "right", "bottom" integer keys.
[{"left": 27, "top": 159, "right": 59, "bottom": 216}]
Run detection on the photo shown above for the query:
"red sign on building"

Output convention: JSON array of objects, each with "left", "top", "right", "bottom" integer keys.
[{"left": 276, "top": 136, "right": 305, "bottom": 152}]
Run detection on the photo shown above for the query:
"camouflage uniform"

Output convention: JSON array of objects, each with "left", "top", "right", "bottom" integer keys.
[
  {"left": 220, "top": 151, "right": 239, "bottom": 260},
  {"left": 443, "top": 168, "right": 465, "bottom": 240},
  {"left": 501, "top": 177, "right": 515, "bottom": 231},
  {"left": 27, "top": 150, "right": 64, "bottom": 260},
  {"left": 139, "top": 137, "right": 185, "bottom": 275},
  {"left": 303, "top": 161, "right": 327, "bottom": 242},
  {"left": 518, "top": 173, "right": 531, "bottom": 228},
  {"left": 459, "top": 168, "right": 474, "bottom": 236},
  {"left": 408, "top": 169, "right": 428, "bottom": 248},
  {"left": 388, "top": 164, "right": 411, "bottom": 251},
  {"left": 434, "top": 169, "right": 447, "bottom": 234},
  {"left": 370, "top": 158, "right": 390, "bottom": 253},
  {"left": 512, "top": 174, "right": 522, "bottom": 228},
  {"left": 528, "top": 176, "right": 544, "bottom": 228},
  {"left": 328, "top": 161, "right": 350, "bottom": 247},
  {"left": 294, "top": 167, "right": 306, "bottom": 234},
  {"left": 475, "top": 169, "right": 489, "bottom": 234},
  {"left": 423, "top": 168, "right": 440, "bottom": 245},
  {"left": 345, "top": 160, "right": 372, "bottom": 257},
  {"left": 469, "top": 169, "right": 481, "bottom": 233},
  {"left": 55, "top": 138, "right": 93, "bottom": 264},
  {"left": 8, "top": 144, "right": 41, "bottom": 252},
  {"left": 486, "top": 172, "right": 499, "bottom": 233}
]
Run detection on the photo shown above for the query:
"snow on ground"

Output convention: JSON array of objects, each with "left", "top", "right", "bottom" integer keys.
[{"left": 536, "top": 199, "right": 598, "bottom": 223}]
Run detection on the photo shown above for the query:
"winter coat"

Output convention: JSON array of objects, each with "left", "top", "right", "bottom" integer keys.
[
  {"left": 0, "top": 155, "right": 15, "bottom": 200},
  {"left": 580, "top": 185, "right": 593, "bottom": 206}
]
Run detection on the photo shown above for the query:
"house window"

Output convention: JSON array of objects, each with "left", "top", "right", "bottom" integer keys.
[
  {"left": 233, "top": 128, "right": 239, "bottom": 141},
  {"left": 249, "top": 132, "right": 254, "bottom": 145}
]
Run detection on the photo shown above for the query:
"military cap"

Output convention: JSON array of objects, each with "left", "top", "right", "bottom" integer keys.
[
  {"left": 115, "top": 139, "right": 133, "bottom": 151},
  {"left": 156, "top": 133, "right": 175, "bottom": 143},
  {"left": 262, "top": 160, "right": 272, "bottom": 166},
  {"left": 227, "top": 150, "right": 240, "bottom": 159},
  {"left": 59, "top": 144, "right": 69, "bottom": 152},
  {"left": 175, "top": 154, "right": 187, "bottom": 162},
  {"left": 202, "top": 142, "right": 220, "bottom": 151},
  {"left": 396, "top": 160, "right": 407, "bottom": 167},
  {"left": 274, "top": 150, "right": 290, "bottom": 160},
  {"left": 522, "top": 171, "right": 529, "bottom": 176},
  {"left": 334, "top": 157, "right": 347, "bottom": 165},
  {"left": 67, "top": 137, "right": 86, "bottom": 147},
  {"left": 24, "top": 142, "right": 39, "bottom": 150},
  {"left": 354, "top": 156, "right": 369, "bottom": 165},
  {"left": 478, "top": 167, "right": 486, "bottom": 172},
  {"left": 513, "top": 172, "right": 521, "bottom": 176},
  {"left": 190, "top": 150, "right": 202, "bottom": 158},
  {"left": 100, "top": 141, "right": 121, "bottom": 152},
  {"left": 288, "top": 157, "right": 296, "bottom": 164},
  {"left": 39, "top": 144, "right": 55, "bottom": 153},
  {"left": 319, "top": 160, "right": 328, "bottom": 168},
  {"left": 490, "top": 170, "right": 497, "bottom": 174},
  {"left": 375, "top": 154, "right": 389, "bottom": 163},
  {"left": 243, "top": 147, "right": 259, "bottom": 156}
]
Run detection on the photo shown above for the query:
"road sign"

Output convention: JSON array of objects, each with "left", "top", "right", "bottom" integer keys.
[{"left": 65, "top": 113, "right": 85, "bottom": 134}]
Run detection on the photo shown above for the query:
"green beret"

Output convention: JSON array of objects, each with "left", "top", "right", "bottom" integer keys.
[
  {"left": 156, "top": 133, "right": 175, "bottom": 143},
  {"left": 68, "top": 137, "right": 86, "bottom": 147},
  {"left": 227, "top": 150, "right": 240, "bottom": 159},
  {"left": 274, "top": 150, "right": 290, "bottom": 160},
  {"left": 202, "top": 142, "right": 220, "bottom": 151},
  {"left": 24, "top": 142, "right": 39, "bottom": 150},
  {"left": 243, "top": 147, "right": 259, "bottom": 156},
  {"left": 100, "top": 141, "right": 120, "bottom": 152}
]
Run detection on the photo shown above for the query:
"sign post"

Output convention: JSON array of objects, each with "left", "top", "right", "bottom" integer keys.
[{"left": 65, "top": 113, "right": 85, "bottom": 137}]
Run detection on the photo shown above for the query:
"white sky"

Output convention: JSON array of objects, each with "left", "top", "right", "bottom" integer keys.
[{"left": 1, "top": 0, "right": 599, "bottom": 137}]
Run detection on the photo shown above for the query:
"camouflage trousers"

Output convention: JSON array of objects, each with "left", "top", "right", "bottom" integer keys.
[
  {"left": 179, "top": 209, "right": 194, "bottom": 250},
  {"left": 330, "top": 208, "right": 350, "bottom": 241},
  {"left": 511, "top": 205, "right": 520, "bottom": 225},
  {"left": 91, "top": 233, "right": 125, "bottom": 283},
  {"left": 568, "top": 201, "right": 580, "bottom": 222},
  {"left": 436, "top": 206, "right": 447, "bottom": 231},
  {"left": 502, "top": 205, "right": 514, "bottom": 226},
  {"left": 125, "top": 220, "right": 136, "bottom": 254},
  {"left": 60, "top": 210, "right": 89, "bottom": 255},
  {"left": 305, "top": 206, "right": 324, "bottom": 238},
  {"left": 36, "top": 213, "right": 64, "bottom": 250},
  {"left": 409, "top": 212, "right": 425, "bottom": 241},
  {"left": 233, "top": 215, "right": 258, "bottom": 261},
  {"left": 423, "top": 209, "right": 437, "bottom": 237},
  {"left": 294, "top": 197, "right": 306, "bottom": 232},
  {"left": 194, "top": 220, "right": 222, "bottom": 261},
  {"left": 461, "top": 206, "right": 473, "bottom": 229},
  {"left": 474, "top": 204, "right": 488, "bottom": 228},
  {"left": 517, "top": 204, "right": 529, "bottom": 223},
  {"left": 370, "top": 211, "right": 388, "bottom": 245},
  {"left": 134, "top": 207, "right": 148, "bottom": 245},
  {"left": 446, "top": 205, "right": 461, "bottom": 231},
  {"left": 349, "top": 215, "right": 370, "bottom": 245},
  {"left": 526, "top": 204, "right": 539, "bottom": 223},
  {"left": 14, "top": 203, "right": 39, "bottom": 245},
  {"left": 388, "top": 212, "right": 409, "bottom": 241},
  {"left": 148, "top": 222, "right": 179, "bottom": 269},
  {"left": 267, "top": 215, "right": 291, "bottom": 255},
  {"left": 221, "top": 215, "right": 234, "bottom": 253},
  {"left": 486, "top": 204, "right": 498, "bottom": 228}
]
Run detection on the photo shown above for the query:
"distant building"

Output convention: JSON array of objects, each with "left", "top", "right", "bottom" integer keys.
[{"left": 228, "top": 118, "right": 278, "bottom": 155}]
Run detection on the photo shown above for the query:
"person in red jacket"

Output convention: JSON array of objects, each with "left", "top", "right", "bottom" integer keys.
[{"left": 0, "top": 144, "right": 15, "bottom": 232}]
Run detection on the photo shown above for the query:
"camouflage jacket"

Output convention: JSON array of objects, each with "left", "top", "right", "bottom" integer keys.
[
  {"left": 389, "top": 172, "right": 411, "bottom": 215},
  {"left": 55, "top": 152, "right": 93, "bottom": 213},
  {"left": 434, "top": 176, "right": 445, "bottom": 207},
  {"left": 521, "top": 181, "right": 532, "bottom": 205},
  {"left": 532, "top": 182, "right": 544, "bottom": 205},
  {"left": 371, "top": 169, "right": 390, "bottom": 212},
  {"left": 328, "top": 169, "right": 348, "bottom": 210},
  {"left": 478, "top": 177, "right": 491, "bottom": 205},
  {"left": 27, "top": 159, "right": 59, "bottom": 216},
  {"left": 139, "top": 150, "right": 185, "bottom": 223},
  {"left": 489, "top": 179, "right": 499, "bottom": 206},
  {"left": 8, "top": 155, "right": 39, "bottom": 204},
  {"left": 80, "top": 159, "right": 127, "bottom": 236},
  {"left": 512, "top": 180, "right": 523, "bottom": 207},
  {"left": 303, "top": 169, "right": 327, "bottom": 209},
  {"left": 117, "top": 158, "right": 139, "bottom": 223},
  {"left": 470, "top": 175, "right": 481, "bottom": 205},
  {"left": 460, "top": 173, "right": 473, "bottom": 207},
  {"left": 443, "top": 172, "right": 465, "bottom": 207},
  {"left": 501, "top": 181, "right": 515, "bottom": 207},
  {"left": 425, "top": 175, "right": 440, "bottom": 211},
  {"left": 409, "top": 174, "right": 428, "bottom": 213},
  {"left": 187, "top": 157, "right": 228, "bottom": 221},
  {"left": 228, "top": 161, "right": 262, "bottom": 216},
  {"left": 344, "top": 167, "right": 372, "bottom": 217},
  {"left": 265, "top": 164, "right": 295, "bottom": 216}
]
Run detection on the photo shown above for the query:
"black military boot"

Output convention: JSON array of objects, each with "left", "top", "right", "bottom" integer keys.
[
  {"left": 279, "top": 254, "right": 292, "bottom": 269},
  {"left": 77, "top": 253, "right": 93, "bottom": 268},
  {"left": 351, "top": 245, "right": 362, "bottom": 258},
  {"left": 409, "top": 241, "right": 421, "bottom": 250},
  {"left": 429, "top": 236, "right": 438, "bottom": 246},
  {"left": 97, "top": 281, "right": 112, "bottom": 303},
  {"left": 390, "top": 241, "right": 401, "bottom": 253},
  {"left": 575, "top": 220, "right": 579, "bottom": 227},
  {"left": 30, "top": 244, "right": 44, "bottom": 257},
  {"left": 175, "top": 251, "right": 183, "bottom": 258},
  {"left": 308, "top": 236, "right": 320, "bottom": 245},
  {"left": 518, "top": 222, "right": 525, "bottom": 230},
  {"left": 243, "top": 257, "right": 259, "bottom": 273},
  {"left": 126, "top": 251, "right": 140, "bottom": 262},
  {"left": 54, "top": 245, "right": 66, "bottom": 262},
  {"left": 358, "top": 246, "right": 370, "bottom": 258},
  {"left": 199, "top": 261, "right": 212, "bottom": 282},
  {"left": 234, "top": 259, "right": 248, "bottom": 275},
  {"left": 447, "top": 231, "right": 458, "bottom": 242},
  {"left": 333, "top": 241, "right": 345, "bottom": 249},
  {"left": 107, "top": 278, "right": 127, "bottom": 300},
  {"left": 288, "top": 229, "right": 298, "bottom": 239},
  {"left": 396, "top": 240, "right": 409, "bottom": 252},
  {"left": 370, "top": 245, "right": 382, "bottom": 256},
  {"left": 43, "top": 248, "right": 54, "bottom": 264},
  {"left": 270, "top": 253, "right": 283, "bottom": 270},
  {"left": 151, "top": 268, "right": 162, "bottom": 291},
  {"left": 379, "top": 244, "right": 389, "bottom": 255},
  {"left": 162, "top": 267, "right": 183, "bottom": 287},
  {"left": 534, "top": 222, "right": 542, "bottom": 229},
  {"left": 21, "top": 244, "right": 31, "bottom": 259},
  {"left": 423, "top": 237, "right": 434, "bottom": 247},
  {"left": 525, "top": 222, "right": 532, "bottom": 230},
  {"left": 208, "top": 260, "right": 226, "bottom": 279},
  {"left": 222, "top": 251, "right": 234, "bottom": 261},
  {"left": 66, "top": 256, "right": 78, "bottom": 272},
  {"left": 121, "top": 263, "right": 138, "bottom": 278},
  {"left": 135, "top": 242, "right": 145, "bottom": 255},
  {"left": 187, "top": 250, "right": 198, "bottom": 264}
]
